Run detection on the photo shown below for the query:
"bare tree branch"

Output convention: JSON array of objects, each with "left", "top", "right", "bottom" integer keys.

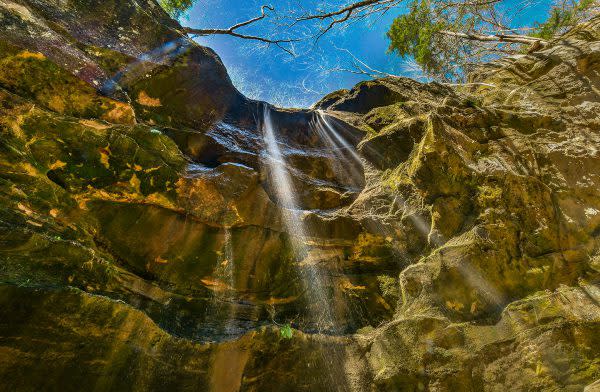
[
  {"left": 298, "top": 0, "right": 393, "bottom": 21},
  {"left": 438, "top": 30, "right": 548, "bottom": 46},
  {"left": 291, "top": 0, "right": 512, "bottom": 42},
  {"left": 182, "top": 5, "right": 298, "bottom": 55},
  {"left": 295, "top": 0, "right": 503, "bottom": 25},
  {"left": 333, "top": 46, "right": 399, "bottom": 78},
  {"left": 294, "top": 0, "right": 402, "bottom": 39}
]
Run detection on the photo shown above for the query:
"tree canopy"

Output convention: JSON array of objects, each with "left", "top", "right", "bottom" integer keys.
[
  {"left": 532, "top": 0, "right": 597, "bottom": 39},
  {"left": 159, "top": 0, "right": 194, "bottom": 18},
  {"left": 386, "top": 0, "right": 599, "bottom": 81},
  {"left": 161, "top": 0, "right": 600, "bottom": 82}
]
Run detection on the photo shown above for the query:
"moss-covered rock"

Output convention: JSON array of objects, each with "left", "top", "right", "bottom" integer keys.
[
  {"left": 0, "top": 45, "right": 134, "bottom": 124},
  {"left": 1, "top": 0, "right": 600, "bottom": 390}
]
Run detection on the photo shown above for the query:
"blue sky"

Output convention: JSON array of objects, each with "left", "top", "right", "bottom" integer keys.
[{"left": 182, "top": 0, "right": 554, "bottom": 108}]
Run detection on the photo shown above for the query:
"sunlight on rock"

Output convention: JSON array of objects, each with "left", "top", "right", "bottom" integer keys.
[{"left": 0, "top": 0, "right": 599, "bottom": 390}]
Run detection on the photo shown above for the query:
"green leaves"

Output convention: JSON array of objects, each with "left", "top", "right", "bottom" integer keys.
[
  {"left": 385, "top": 0, "right": 598, "bottom": 81},
  {"left": 531, "top": 0, "right": 597, "bottom": 40},
  {"left": 387, "top": 1, "right": 438, "bottom": 68},
  {"left": 280, "top": 323, "right": 293, "bottom": 339},
  {"left": 386, "top": 0, "right": 461, "bottom": 80},
  {"left": 159, "top": 0, "right": 194, "bottom": 18}
]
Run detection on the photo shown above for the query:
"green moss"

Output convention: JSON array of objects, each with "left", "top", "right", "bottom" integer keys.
[
  {"left": 18, "top": 111, "right": 184, "bottom": 199},
  {"left": 377, "top": 274, "right": 400, "bottom": 303},
  {"left": 315, "top": 88, "right": 349, "bottom": 109},
  {"left": 476, "top": 184, "right": 503, "bottom": 207},
  {"left": 381, "top": 163, "right": 413, "bottom": 189},
  {"left": 0, "top": 51, "right": 134, "bottom": 124},
  {"left": 80, "top": 45, "right": 133, "bottom": 75},
  {"left": 364, "top": 102, "right": 408, "bottom": 134}
]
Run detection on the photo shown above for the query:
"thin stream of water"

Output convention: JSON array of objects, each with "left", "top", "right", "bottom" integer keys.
[
  {"left": 262, "top": 105, "right": 354, "bottom": 391},
  {"left": 261, "top": 105, "right": 338, "bottom": 333},
  {"left": 317, "top": 110, "right": 504, "bottom": 309},
  {"left": 204, "top": 227, "right": 238, "bottom": 339},
  {"left": 315, "top": 110, "right": 363, "bottom": 166},
  {"left": 313, "top": 112, "right": 365, "bottom": 190}
]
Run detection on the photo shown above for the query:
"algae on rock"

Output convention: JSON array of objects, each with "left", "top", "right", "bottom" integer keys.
[{"left": 0, "top": 0, "right": 599, "bottom": 390}]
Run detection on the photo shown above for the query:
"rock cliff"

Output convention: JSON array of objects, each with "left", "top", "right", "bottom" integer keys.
[{"left": 0, "top": 0, "right": 599, "bottom": 391}]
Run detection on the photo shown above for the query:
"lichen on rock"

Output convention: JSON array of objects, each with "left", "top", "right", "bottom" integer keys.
[{"left": 0, "top": 0, "right": 599, "bottom": 391}]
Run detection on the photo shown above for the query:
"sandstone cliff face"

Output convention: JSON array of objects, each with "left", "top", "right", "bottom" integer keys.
[{"left": 0, "top": 0, "right": 599, "bottom": 391}]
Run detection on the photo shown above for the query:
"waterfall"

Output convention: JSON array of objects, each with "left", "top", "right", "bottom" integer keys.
[
  {"left": 262, "top": 104, "right": 352, "bottom": 392},
  {"left": 314, "top": 112, "right": 506, "bottom": 310},
  {"left": 313, "top": 110, "right": 366, "bottom": 191},
  {"left": 203, "top": 227, "right": 238, "bottom": 340},
  {"left": 315, "top": 110, "right": 363, "bottom": 165},
  {"left": 261, "top": 105, "right": 337, "bottom": 333},
  {"left": 215, "top": 228, "right": 235, "bottom": 301}
]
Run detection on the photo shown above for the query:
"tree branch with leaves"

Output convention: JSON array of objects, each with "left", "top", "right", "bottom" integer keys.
[
  {"left": 386, "top": 0, "right": 598, "bottom": 80},
  {"left": 162, "top": 0, "right": 599, "bottom": 81}
]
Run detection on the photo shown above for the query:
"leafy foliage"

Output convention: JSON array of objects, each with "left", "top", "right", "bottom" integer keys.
[
  {"left": 159, "top": 0, "right": 194, "bottom": 18},
  {"left": 532, "top": 0, "right": 598, "bottom": 39},
  {"left": 387, "top": 0, "right": 458, "bottom": 79},
  {"left": 387, "top": 1, "right": 446, "bottom": 77},
  {"left": 386, "top": 0, "right": 487, "bottom": 81},
  {"left": 386, "top": 0, "right": 599, "bottom": 81},
  {"left": 280, "top": 323, "right": 293, "bottom": 339}
]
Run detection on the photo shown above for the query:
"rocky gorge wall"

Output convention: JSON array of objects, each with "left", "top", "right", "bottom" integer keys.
[{"left": 0, "top": 0, "right": 599, "bottom": 391}]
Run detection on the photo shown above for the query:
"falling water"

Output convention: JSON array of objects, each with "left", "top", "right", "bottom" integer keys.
[
  {"left": 215, "top": 228, "right": 235, "bottom": 299},
  {"left": 311, "top": 110, "right": 374, "bottom": 323},
  {"left": 261, "top": 105, "right": 337, "bottom": 333},
  {"left": 315, "top": 110, "right": 363, "bottom": 165},
  {"left": 203, "top": 227, "right": 239, "bottom": 339},
  {"left": 316, "top": 110, "right": 505, "bottom": 311},
  {"left": 262, "top": 104, "right": 352, "bottom": 392},
  {"left": 313, "top": 111, "right": 365, "bottom": 190}
]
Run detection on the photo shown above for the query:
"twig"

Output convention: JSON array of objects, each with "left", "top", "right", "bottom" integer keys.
[
  {"left": 183, "top": 5, "right": 298, "bottom": 55},
  {"left": 333, "top": 45, "right": 400, "bottom": 78}
]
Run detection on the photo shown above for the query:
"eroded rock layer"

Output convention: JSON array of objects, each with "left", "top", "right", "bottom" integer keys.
[{"left": 0, "top": 0, "right": 599, "bottom": 391}]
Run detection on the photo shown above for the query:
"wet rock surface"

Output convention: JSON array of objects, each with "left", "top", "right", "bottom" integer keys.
[{"left": 0, "top": 0, "right": 599, "bottom": 391}]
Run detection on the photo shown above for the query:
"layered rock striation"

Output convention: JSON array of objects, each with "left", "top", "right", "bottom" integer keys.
[{"left": 0, "top": 0, "right": 599, "bottom": 391}]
